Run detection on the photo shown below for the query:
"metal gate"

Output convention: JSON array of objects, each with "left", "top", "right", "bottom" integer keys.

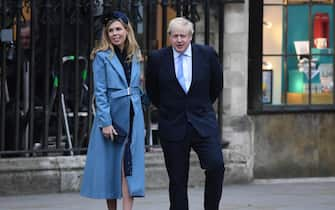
[{"left": 0, "top": 0, "right": 228, "bottom": 157}]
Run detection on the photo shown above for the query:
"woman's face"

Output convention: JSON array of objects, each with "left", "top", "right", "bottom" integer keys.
[{"left": 107, "top": 20, "right": 128, "bottom": 50}]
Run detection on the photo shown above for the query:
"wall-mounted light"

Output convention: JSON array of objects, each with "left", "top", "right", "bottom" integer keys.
[{"left": 263, "top": 20, "right": 272, "bottom": 29}]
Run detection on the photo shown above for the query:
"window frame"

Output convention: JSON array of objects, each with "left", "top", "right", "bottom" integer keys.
[{"left": 248, "top": 0, "right": 335, "bottom": 114}]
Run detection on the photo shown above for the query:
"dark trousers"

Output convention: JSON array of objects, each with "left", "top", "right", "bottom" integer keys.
[{"left": 161, "top": 123, "right": 225, "bottom": 210}]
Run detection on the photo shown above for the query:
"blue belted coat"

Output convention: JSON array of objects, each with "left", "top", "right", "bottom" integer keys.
[{"left": 80, "top": 49, "right": 145, "bottom": 199}]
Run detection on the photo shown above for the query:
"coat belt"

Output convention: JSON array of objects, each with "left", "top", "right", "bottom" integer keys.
[{"left": 109, "top": 87, "right": 141, "bottom": 99}]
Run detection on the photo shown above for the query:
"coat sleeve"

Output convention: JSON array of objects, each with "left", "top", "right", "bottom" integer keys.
[
  {"left": 93, "top": 53, "right": 113, "bottom": 128},
  {"left": 209, "top": 47, "right": 223, "bottom": 103},
  {"left": 145, "top": 51, "right": 160, "bottom": 108}
]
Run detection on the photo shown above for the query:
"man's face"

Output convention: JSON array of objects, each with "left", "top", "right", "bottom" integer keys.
[
  {"left": 20, "top": 27, "right": 31, "bottom": 50},
  {"left": 169, "top": 28, "right": 192, "bottom": 53}
]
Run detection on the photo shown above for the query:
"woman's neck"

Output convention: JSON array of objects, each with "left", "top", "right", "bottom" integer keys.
[{"left": 114, "top": 45, "right": 124, "bottom": 52}]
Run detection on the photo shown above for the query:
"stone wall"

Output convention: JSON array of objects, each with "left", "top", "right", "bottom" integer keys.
[
  {"left": 221, "top": 2, "right": 253, "bottom": 184},
  {"left": 253, "top": 113, "right": 335, "bottom": 178},
  {"left": 177, "top": 2, "right": 253, "bottom": 183},
  {"left": 194, "top": 2, "right": 254, "bottom": 183}
]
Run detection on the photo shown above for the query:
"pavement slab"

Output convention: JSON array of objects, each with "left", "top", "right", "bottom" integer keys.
[{"left": 0, "top": 180, "right": 335, "bottom": 210}]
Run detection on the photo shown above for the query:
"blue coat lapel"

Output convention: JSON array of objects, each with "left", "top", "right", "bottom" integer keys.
[
  {"left": 130, "top": 56, "right": 139, "bottom": 86},
  {"left": 105, "top": 51, "right": 140, "bottom": 87},
  {"left": 106, "top": 51, "right": 128, "bottom": 86}
]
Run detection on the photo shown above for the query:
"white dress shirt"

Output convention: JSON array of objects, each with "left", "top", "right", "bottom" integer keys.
[{"left": 173, "top": 44, "right": 192, "bottom": 92}]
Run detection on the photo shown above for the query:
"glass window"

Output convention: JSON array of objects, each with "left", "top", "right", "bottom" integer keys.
[
  {"left": 264, "top": 0, "right": 334, "bottom": 4},
  {"left": 263, "top": 6, "right": 283, "bottom": 55},
  {"left": 261, "top": 0, "right": 334, "bottom": 108},
  {"left": 264, "top": 0, "right": 285, "bottom": 3},
  {"left": 286, "top": 0, "right": 333, "bottom": 3}
]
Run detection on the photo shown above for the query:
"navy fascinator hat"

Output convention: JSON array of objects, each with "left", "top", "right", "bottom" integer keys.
[{"left": 103, "top": 11, "right": 129, "bottom": 26}]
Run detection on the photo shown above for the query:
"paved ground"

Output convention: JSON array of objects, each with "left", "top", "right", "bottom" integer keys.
[{"left": 1, "top": 179, "right": 335, "bottom": 210}]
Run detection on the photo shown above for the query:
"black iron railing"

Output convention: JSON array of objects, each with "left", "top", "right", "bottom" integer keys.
[{"left": 0, "top": 0, "right": 228, "bottom": 157}]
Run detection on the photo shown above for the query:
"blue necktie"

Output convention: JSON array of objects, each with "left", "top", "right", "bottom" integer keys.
[{"left": 176, "top": 53, "right": 187, "bottom": 93}]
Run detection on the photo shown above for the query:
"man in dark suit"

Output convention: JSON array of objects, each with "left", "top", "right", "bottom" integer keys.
[{"left": 145, "top": 17, "right": 225, "bottom": 210}]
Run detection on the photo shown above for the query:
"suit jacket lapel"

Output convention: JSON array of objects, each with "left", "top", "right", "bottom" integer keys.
[
  {"left": 106, "top": 51, "right": 128, "bottom": 86},
  {"left": 167, "top": 47, "right": 187, "bottom": 94},
  {"left": 168, "top": 45, "right": 197, "bottom": 94},
  {"left": 167, "top": 47, "right": 175, "bottom": 77},
  {"left": 188, "top": 44, "right": 198, "bottom": 93}
]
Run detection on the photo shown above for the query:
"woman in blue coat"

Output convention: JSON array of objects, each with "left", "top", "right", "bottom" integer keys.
[{"left": 80, "top": 11, "right": 145, "bottom": 210}]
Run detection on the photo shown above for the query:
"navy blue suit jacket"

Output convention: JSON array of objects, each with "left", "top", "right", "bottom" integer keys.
[{"left": 146, "top": 44, "right": 223, "bottom": 141}]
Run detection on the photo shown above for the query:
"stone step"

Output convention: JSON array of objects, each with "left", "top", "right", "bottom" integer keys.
[{"left": 0, "top": 149, "right": 251, "bottom": 195}]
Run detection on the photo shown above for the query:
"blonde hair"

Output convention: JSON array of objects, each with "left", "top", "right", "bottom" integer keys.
[
  {"left": 90, "top": 19, "right": 142, "bottom": 62},
  {"left": 167, "top": 17, "right": 194, "bottom": 36}
]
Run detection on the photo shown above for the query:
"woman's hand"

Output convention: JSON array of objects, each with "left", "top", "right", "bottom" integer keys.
[{"left": 102, "top": 125, "right": 118, "bottom": 140}]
